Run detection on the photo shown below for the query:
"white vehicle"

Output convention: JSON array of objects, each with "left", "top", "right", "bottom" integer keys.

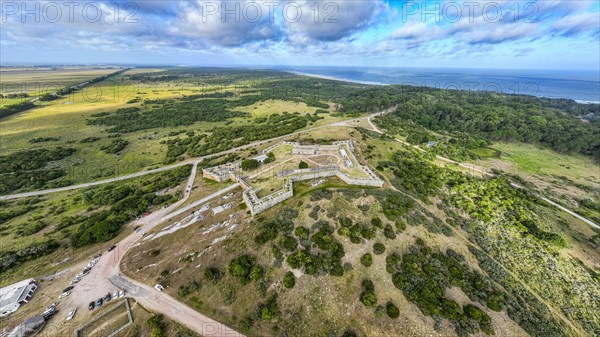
[
  {"left": 70, "top": 278, "right": 81, "bottom": 285},
  {"left": 118, "top": 290, "right": 125, "bottom": 298},
  {"left": 59, "top": 291, "right": 71, "bottom": 299},
  {"left": 113, "top": 291, "right": 119, "bottom": 298},
  {"left": 154, "top": 284, "right": 164, "bottom": 292},
  {"left": 66, "top": 308, "right": 77, "bottom": 321}
]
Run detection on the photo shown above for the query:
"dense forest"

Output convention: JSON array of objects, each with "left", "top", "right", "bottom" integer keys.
[
  {"left": 344, "top": 85, "right": 599, "bottom": 157},
  {"left": 0, "top": 147, "right": 77, "bottom": 193},
  {"left": 162, "top": 112, "right": 319, "bottom": 163}
]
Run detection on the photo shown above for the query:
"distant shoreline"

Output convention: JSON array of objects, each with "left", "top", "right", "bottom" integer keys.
[
  {"left": 286, "top": 71, "right": 387, "bottom": 86},
  {"left": 289, "top": 70, "right": 600, "bottom": 104}
]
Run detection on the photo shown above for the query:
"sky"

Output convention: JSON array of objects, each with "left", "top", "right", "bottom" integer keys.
[{"left": 1, "top": 0, "right": 599, "bottom": 70}]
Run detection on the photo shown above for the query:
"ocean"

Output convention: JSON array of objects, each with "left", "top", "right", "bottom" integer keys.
[{"left": 283, "top": 66, "right": 600, "bottom": 103}]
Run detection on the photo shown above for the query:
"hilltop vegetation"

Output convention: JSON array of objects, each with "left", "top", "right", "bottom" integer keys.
[{"left": 348, "top": 86, "right": 599, "bottom": 157}]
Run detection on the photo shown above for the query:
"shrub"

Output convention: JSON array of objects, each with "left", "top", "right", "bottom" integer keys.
[
  {"left": 373, "top": 242, "right": 386, "bottom": 255},
  {"left": 360, "top": 253, "right": 373, "bottom": 267},
  {"left": 283, "top": 271, "right": 296, "bottom": 289},
  {"left": 360, "top": 290, "right": 377, "bottom": 307},
  {"left": 258, "top": 293, "right": 278, "bottom": 321},
  {"left": 298, "top": 161, "right": 309, "bottom": 169},
  {"left": 486, "top": 295, "right": 504, "bottom": 312},
  {"left": 204, "top": 267, "right": 223, "bottom": 284},
  {"left": 250, "top": 265, "right": 264, "bottom": 282},
  {"left": 362, "top": 279, "right": 374, "bottom": 291},
  {"left": 294, "top": 226, "right": 309, "bottom": 240},
  {"left": 178, "top": 280, "right": 200, "bottom": 297},
  {"left": 147, "top": 314, "right": 166, "bottom": 337},
  {"left": 371, "top": 216, "right": 383, "bottom": 228},
  {"left": 396, "top": 220, "right": 406, "bottom": 231},
  {"left": 386, "top": 301, "right": 400, "bottom": 318},
  {"left": 383, "top": 224, "right": 396, "bottom": 239},
  {"left": 228, "top": 255, "right": 257, "bottom": 285},
  {"left": 281, "top": 235, "right": 298, "bottom": 251}
]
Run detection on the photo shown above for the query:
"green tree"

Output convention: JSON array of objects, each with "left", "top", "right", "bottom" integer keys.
[
  {"left": 360, "top": 253, "right": 373, "bottom": 267},
  {"left": 283, "top": 271, "right": 296, "bottom": 288},
  {"left": 386, "top": 301, "right": 400, "bottom": 319},
  {"left": 360, "top": 290, "right": 377, "bottom": 307},
  {"left": 373, "top": 242, "right": 386, "bottom": 255},
  {"left": 242, "top": 159, "right": 260, "bottom": 171},
  {"left": 298, "top": 161, "right": 309, "bottom": 169}
]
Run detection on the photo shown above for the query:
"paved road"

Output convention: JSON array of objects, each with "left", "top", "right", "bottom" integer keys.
[{"left": 61, "top": 162, "right": 245, "bottom": 336}]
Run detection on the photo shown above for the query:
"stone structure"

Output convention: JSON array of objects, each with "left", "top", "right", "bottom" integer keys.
[
  {"left": 204, "top": 140, "right": 384, "bottom": 215},
  {"left": 202, "top": 163, "right": 239, "bottom": 183}
]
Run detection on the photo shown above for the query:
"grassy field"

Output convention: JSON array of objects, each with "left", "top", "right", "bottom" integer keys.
[
  {"left": 480, "top": 142, "right": 599, "bottom": 186},
  {"left": 1, "top": 69, "right": 363, "bottom": 191},
  {"left": 0, "top": 67, "right": 120, "bottom": 109}
]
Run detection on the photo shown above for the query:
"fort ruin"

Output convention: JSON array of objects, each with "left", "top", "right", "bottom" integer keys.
[{"left": 202, "top": 141, "right": 384, "bottom": 215}]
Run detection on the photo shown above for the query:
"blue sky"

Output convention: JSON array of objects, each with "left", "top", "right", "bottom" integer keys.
[{"left": 1, "top": 0, "right": 599, "bottom": 70}]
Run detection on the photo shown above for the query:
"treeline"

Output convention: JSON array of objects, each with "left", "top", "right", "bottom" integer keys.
[
  {"left": 0, "top": 101, "right": 35, "bottom": 119},
  {"left": 38, "top": 68, "right": 128, "bottom": 102},
  {"left": 356, "top": 86, "right": 600, "bottom": 157},
  {"left": 0, "top": 92, "right": 29, "bottom": 99}
]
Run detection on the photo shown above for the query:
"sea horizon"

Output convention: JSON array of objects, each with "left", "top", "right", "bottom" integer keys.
[{"left": 282, "top": 66, "right": 600, "bottom": 104}]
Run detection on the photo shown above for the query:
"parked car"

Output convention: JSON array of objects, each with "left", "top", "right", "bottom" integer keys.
[
  {"left": 88, "top": 302, "right": 95, "bottom": 311},
  {"left": 154, "top": 284, "right": 164, "bottom": 292},
  {"left": 62, "top": 286, "right": 74, "bottom": 293},
  {"left": 104, "top": 293, "right": 112, "bottom": 302},
  {"left": 58, "top": 291, "right": 71, "bottom": 299},
  {"left": 42, "top": 305, "right": 56, "bottom": 320},
  {"left": 93, "top": 252, "right": 102, "bottom": 259},
  {"left": 66, "top": 308, "right": 77, "bottom": 321},
  {"left": 107, "top": 245, "right": 117, "bottom": 252},
  {"left": 113, "top": 291, "right": 119, "bottom": 299},
  {"left": 96, "top": 298, "right": 103, "bottom": 307},
  {"left": 118, "top": 290, "right": 125, "bottom": 298}
]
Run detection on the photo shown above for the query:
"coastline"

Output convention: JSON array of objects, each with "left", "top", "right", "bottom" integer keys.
[
  {"left": 286, "top": 71, "right": 387, "bottom": 86},
  {"left": 288, "top": 70, "right": 600, "bottom": 104}
]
